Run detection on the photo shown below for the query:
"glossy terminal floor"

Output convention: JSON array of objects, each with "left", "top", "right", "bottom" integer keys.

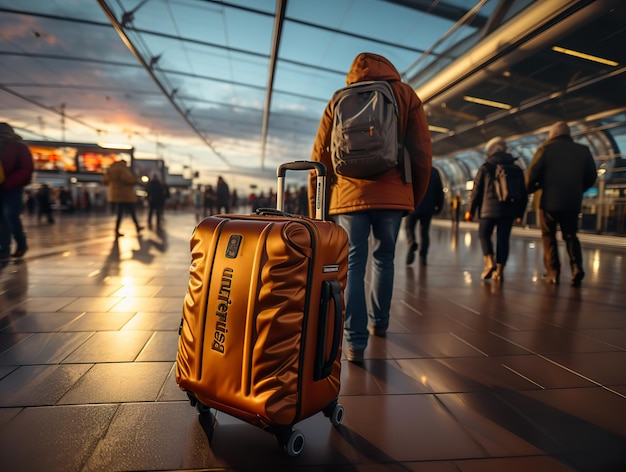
[{"left": 0, "top": 210, "right": 625, "bottom": 472}]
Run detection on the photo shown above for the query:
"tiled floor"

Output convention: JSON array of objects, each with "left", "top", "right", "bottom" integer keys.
[{"left": 0, "top": 210, "right": 625, "bottom": 471}]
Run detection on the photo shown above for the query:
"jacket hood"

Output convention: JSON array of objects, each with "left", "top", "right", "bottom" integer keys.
[
  {"left": 487, "top": 151, "right": 516, "bottom": 165},
  {"left": 346, "top": 52, "right": 401, "bottom": 85}
]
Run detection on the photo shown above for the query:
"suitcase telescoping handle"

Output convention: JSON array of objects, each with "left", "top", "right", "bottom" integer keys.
[{"left": 277, "top": 161, "right": 327, "bottom": 221}]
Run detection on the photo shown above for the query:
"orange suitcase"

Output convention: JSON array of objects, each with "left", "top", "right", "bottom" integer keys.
[{"left": 176, "top": 161, "right": 348, "bottom": 456}]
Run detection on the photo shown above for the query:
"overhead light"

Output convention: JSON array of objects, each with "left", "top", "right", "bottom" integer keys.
[
  {"left": 463, "top": 95, "right": 512, "bottom": 110},
  {"left": 428, "top": 125, "right": 450, "bottom": 133},
  {"left": 552, "top": 46, "right": 618, "bottom": 66}
]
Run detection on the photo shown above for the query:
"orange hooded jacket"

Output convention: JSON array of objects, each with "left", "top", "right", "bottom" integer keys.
[{"left": 309, "top": 52, "right": 432, "bottom": 217}]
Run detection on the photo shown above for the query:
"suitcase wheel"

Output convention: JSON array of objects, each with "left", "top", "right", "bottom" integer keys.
[
  {"left": 186, "top": 391, "right": 197, "bottom": 407},
  {"left": 284, "top": 430, "right": 305, "bottom": 457},
  {"left": 196, "top": 401, "right": 212, "bottom": 415},
  {"left": 323, "top": 400, "right": 344, "bottom": 427},
  {"left": 274, "top": 427, "right": 305, "bottom": 457},
  {"left": 329, "top": 403, "right": 344, "bottom": 427}
]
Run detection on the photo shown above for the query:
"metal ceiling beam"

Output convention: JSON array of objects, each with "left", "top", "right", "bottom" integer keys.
[
  {"left": 416, "top": 0, "right": 605, "bottom": 104},
  {"left": 382, "top": 0, "right": 488, "bottom": 27},
  {"left": 96, "top": 0, "right": 231, "bottom": 167},
  {"left": 127, "top": 28, "right": 347, "bottom": 78},
  {"left": 199, "top": 0, "right": 428, "bottom": 54},
  {"left": 260, "top": 0, "right": 287, "bottom": 171},
  {"left": 402, "top": 0, "right": 489, "bottom": 79},
  {"left": 0, "top": 84, "right": 103, "bottom": 134}
]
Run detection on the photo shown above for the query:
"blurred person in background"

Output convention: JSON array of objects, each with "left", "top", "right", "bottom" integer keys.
[
  {"left": 36, "top": 183, "right": 55, "bottom": 224},
  {"left": 405, "top": 167, "right": 444, "bottom": 266},
  {"left": 0, "top": 122, "right": 34, "bottom": 260},
  {"left": 103, "top": 158, "right": 143, "bottom": 238},
  {"left": 145, "top": 175, "right": 168, "bottom": 230},
  {"left": 216, "top": 176, "right": 230, "bottom": 213}
]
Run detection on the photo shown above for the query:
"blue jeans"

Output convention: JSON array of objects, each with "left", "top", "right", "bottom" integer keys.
[
  {"left": 337, "top": 210, "right": 404, "bottom": 350},
  {"left": 1, "top": 187, "right": 27, "bottom": 255}
]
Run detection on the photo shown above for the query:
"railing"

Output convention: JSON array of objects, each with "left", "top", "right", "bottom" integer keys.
[{"left": 438, "top": 203, "right": 626, "bottom": 237}]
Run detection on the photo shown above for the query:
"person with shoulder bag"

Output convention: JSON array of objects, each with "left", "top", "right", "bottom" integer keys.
[
  {"left": 0, "top": 122, "right": 34, "bottom": 260},
  {"left": 309, "top": 52, "right": 432, "bottom": 362}
]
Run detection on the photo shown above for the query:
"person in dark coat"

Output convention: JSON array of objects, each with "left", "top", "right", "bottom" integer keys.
[
  {"left": 466, "top": 137, "right": 528, "bottom": 282},
  {"left": 203, "top": 185, "right": 216, "bottom": 217},
  {"left": 526, "top": 121, "right": 597, "bottom": 286},
  {"left": 405, "top": 167, "right": 444, "bottom": 266},
  {"left": 216, "top": 176, "right": 230, "bottom": 213},
  {"left": 145, "top": 176, "right": 167, "bottom": 230},
  {"left": 36, "top": 184, "right": 55, "bottom": 224},
  {"left": 0, "top": 122, "right": 34, "bottom": 260}
]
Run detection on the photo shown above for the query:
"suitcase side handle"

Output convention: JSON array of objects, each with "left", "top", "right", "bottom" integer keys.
[
  {"left": 277, "top": 161, "right": 327, "bottom": 221},
  {"left": 314, "top": 279, "right": 343, "bottom": 381}
]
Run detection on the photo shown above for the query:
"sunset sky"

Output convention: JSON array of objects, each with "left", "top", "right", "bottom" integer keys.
[{"left": 0, "top": 0, "right": 479, "bottom": 190}]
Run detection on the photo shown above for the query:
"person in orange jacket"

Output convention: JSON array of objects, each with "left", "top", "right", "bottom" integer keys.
[{"left": 309, "top": 52, "right": 432, "bottom": 362}]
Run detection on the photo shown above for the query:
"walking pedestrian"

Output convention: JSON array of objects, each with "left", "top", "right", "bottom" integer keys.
[
  {"left": 309, "top": 52, "right": 432, "bottom": 362},
  {"left": 526, "top": 121, "right": 597, "bottom": 286},
  {"left": 465, "top": 137, "right": 527, "bottom": 282},
  {"left": 103, "top": 158, "right": 143, "bottom": 237},
  {"left": 405, "top": 167, "right": 444, "bottom": 266},
  {"left": 145, "top": 175, "right": 167, "bottom": 230},
  {"left": 0, "top": 122, "right": 34, "bottom": 260},
  {"left": 216, "top": 176, "right": 230, "bottom": 213}
]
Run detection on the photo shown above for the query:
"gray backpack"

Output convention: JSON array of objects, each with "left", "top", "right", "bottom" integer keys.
[
  {"left": 330, "top": 81, "right": 409, "bottom": 181},
  {"left": 491, "top": 162, "right": 525, "bottom": 204}
]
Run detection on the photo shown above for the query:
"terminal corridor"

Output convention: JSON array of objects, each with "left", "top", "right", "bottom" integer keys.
[{"left": 0, "top": 211, "right": 625, "bottom": 471}]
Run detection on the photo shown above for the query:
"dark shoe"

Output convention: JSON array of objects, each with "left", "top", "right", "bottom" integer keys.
[
  {"left": 406, "top": 243, "right": 417, "bottom": 265},
  {"left": 11, "top": 248, "right": 27, "bottom": 258},
  {"left": 137, "top": 226, "right": 145, "bottom": 233},
  {"left": 346, "top": 348, "right": 364, "bottom": 363},
  {"left": 541, "top": 271, "right": 560, "bottom": 285},
  {"left": 419, "top": 254, "right": 427, "bottom": 266},
  {"left": 369, "top": 326, "right": 387, "bottom": 337},
  {"left": 115, "top": 232, "right": 124, "bottom": 238},
  {"left": 571, "top": 270, "right": 585, "bottom": 287}
]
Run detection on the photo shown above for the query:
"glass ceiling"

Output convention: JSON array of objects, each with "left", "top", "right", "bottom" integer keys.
[
  {"left": 0, "top": 0, "right": 502, "bottom": 184},
  {"left": 2, "top": 0, "right": 624, "bottom": 192}
]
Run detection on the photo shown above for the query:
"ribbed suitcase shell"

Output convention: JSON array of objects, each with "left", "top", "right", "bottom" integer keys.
[{"left": 175, "top": 206, "right": 348, "bottom": 429}]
